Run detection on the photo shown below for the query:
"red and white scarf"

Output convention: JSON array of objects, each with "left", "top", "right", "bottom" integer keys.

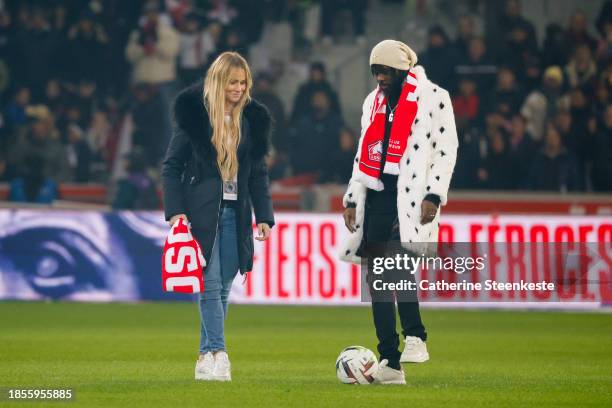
[
  {"left": 356, "top": 72, "right": 418, "bottom": 190},
  {"left": 162, "top": 218, "right": 205, "bottom": 293}
]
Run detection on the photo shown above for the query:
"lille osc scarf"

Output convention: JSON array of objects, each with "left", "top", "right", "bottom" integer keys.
[{"left": 356, "top": 72, "right": 418, "bottom": 190}]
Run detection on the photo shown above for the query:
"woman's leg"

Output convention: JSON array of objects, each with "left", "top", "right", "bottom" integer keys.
[
  {"left": 219, "top": 207, "right": 240, "bottom": 318},
  {"left": 198, "top": 216, "right": 226, "bottom": 353}
]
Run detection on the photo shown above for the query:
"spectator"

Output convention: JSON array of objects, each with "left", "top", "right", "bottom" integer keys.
[
  {"left": 542, "top": 23, "right": 569, "bottom": 67},
  {"left": 324, "top": 126, "right": 357, "bottom": 183},
  {"left": 588, "top": 104, "right": 612, "bottom": 191},
  {"left": 452, "top": 15, "right": 476, "bottom": 57},
  {"left": 86, "top": 110, "right": 112, "bottom": 180},
  {"left": 521, "top": 66, "right": 568, "bottom": 141},
  {"left": 126, "top": 3, "right": 180, "bottom": 86},
  {"left": 65, "top": 123, "right": 92, "bottom": 182},
  {"left": 64, "top": 10, "right": 109, "bottom": 87},
  {"left": 206, "top": 0, "right": 237, "bottom": 26},
  {"left": 130, "top": 83, "right": 167, "bottom": 167},
  {"left": 3, "top": 86, "right": 30, "bottom": 133},
  {"left": 596, "top": 0, "right": 612, "bottom": 38},
  {"left": 452, "top": 78, "right": 480, "bottom": 130},
  {"left": 9, "top": 152, "right": 58, "bottom": 204},
  {"left": 477, "top": 127, "right": 516, "bottom": 190},
  {"left": 485, "top": 67, "right": 525, "bottom": 117},
  {"left": 209, "top": 26, "right": 249, "bottom": 61},
  {"left": 177, "top": 13, "right": 215, "bottom": 86},
  {"left": 523, "top": 55, "right": 543, "bottom": 93},
  {"left": 565, "top": 10, "right": 598, "bottom": 57},
  {"left": 420, "top": 25, "right": 456, "bottom": 91},
  {"left": 0, "top": 8, "right": 15, "bottom": 100},
  {"left": 493, "top": 0, "right": 537, "bottom": 63},
  {"left": 498, "top": 14, "right": 539, "bottom": 78},
  {"left": 125, "top": 1, "right": 179, "bottom": 148},
  {"left": 112, "top": 148, "right": 159, "bottom": 209},
  {"left": 321, "top": 0, "right": 367, "bottom": 45},
  {"left": 526, "top": 123, "right": 582, "bottom": 192},
  {"left": 252, "top": 72, "right": 287, "bottom": 154},
  {"left": 291, "top": 62, "right": 341, "bottom": 123},
  {"left": 507, "top": 114, "right": 538, "bottom": 186},
  {"left": 566, "top": 87, "right": 592, "bottom": 169},
  {"left": 596, "top": 11, "right": 612, "bottom": 63},
  {"left": 593, "top": 79, "right": 610, "bottom": 117},
  {"left": 70, "top": 79, "right": 100, "bottom": 129},
  {"left": 452, "top": 126, "right": 482, "bottom": 190},
  {"left": 455, "top": 37, "right": 497, "bottom": 94},
  {"left": 0, "top": 151, "right": 11, "bottom": 182},
  {"left": 9, "top": 111, "right": 70, "bottom": 183},
  {"left": 289, "top": 90, "right": 343, "bottom": 178},
  {"left": 565, "top": 44, "right": 598, "bottom": 89},
  {"left": 43, "top": 79, "right": 67, "bottom": 125},
  {"left": 13, "top": 7, "right": 60, "bottom": 98}
]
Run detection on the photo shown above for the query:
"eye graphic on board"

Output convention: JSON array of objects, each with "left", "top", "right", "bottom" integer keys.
[{"left": 0, "top": 212, "right": 139, "bottom": 301}]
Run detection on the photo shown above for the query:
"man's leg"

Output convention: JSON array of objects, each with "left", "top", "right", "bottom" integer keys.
[{"left": 365, "top": 199, "right": 403, "bottom": 370}]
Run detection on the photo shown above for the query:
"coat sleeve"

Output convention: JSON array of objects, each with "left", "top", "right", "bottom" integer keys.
[
  {"left": 249, "top": 157, "right": 275, "bottom": 228},
  {"left": 341, "top": 90, "right": 376, "bottom": 208},
  {"left": 425, "top": 87, "right": 458, "bottom": 206},
  {"left": 161, "top": 126, "right": 190, "bottom": 221}
]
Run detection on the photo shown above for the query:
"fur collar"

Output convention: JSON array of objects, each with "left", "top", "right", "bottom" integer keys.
[{"left": 172, "top": 81, "right": 272, "bottom": 161}]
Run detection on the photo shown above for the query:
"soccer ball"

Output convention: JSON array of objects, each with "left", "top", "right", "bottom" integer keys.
[{"left": 335, "top": 346, "right": 379, "bottom": 384}]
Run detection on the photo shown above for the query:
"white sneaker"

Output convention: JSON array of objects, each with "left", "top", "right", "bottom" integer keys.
[
  {"left": 400, "top": 336, "right": 429, "bottom": 363},
  {"left": 195, "top": 352, "right": 214, "bottom": 380},
  {"left": 211, "top": 351, "right": 231, "bottom": 381},
  {"left": 372, "top": 359, "right": 406, "bottom": 385}
]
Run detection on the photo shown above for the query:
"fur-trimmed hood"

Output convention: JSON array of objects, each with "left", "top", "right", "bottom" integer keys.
[{"left": 172, "top": 81, "right": 272, "bottom": 161}]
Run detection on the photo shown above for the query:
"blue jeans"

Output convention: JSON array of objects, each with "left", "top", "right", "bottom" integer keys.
[{"left": 198, "top": 205, "right": 240, "bottom": 353}]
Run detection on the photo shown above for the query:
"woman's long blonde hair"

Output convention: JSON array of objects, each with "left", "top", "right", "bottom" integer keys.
[{"left": 203, "top": 52, "right": 252, "bottom": 181}]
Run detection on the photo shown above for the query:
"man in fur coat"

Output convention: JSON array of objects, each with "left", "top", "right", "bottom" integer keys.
[{"left": 340, "top": 40, "right": 458, "bottom": 384}]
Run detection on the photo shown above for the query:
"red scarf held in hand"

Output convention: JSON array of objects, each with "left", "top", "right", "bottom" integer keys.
[
  {"left": 162, "top": 218, "right": 205, "bottom": 293},
  {"left": 356, "top": 72, "right": 418, "bottom": 190}
]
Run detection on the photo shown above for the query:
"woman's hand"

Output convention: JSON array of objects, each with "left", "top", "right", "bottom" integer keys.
[
  {"left": 255, "top": 223, "right": 271, "bottom": 241},
  {"left": 169, "top": 213, "right": 188, "bottom": 227}
]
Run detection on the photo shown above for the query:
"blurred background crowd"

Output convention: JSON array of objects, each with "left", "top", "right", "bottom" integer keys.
[{"left": 0, "top": 0, "right": 610, "bottom": 209}]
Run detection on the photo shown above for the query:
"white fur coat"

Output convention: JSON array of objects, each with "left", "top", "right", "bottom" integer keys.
[{"left": 339, "top": 65, "right": 458, "bottom": 264}]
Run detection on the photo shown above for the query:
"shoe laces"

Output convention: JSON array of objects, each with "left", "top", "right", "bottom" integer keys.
[
  {"left": 405, "top": 337, "right": 420, "bottom": 349},
  {"left": 215, "top": 351, "right": 229, "bottom": 369}
]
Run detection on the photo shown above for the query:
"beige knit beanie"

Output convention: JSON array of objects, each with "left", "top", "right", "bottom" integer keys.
[{"left": 369, "top": 39, "right": 418, "bottom": 70}]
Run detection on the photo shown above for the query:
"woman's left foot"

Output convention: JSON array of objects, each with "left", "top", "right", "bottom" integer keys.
[
  {"left": 400, "top": 336, "right": 429, "bottom": 363},
  {"left": 212, "top": 351, "right": 232, "bottom": 381}
]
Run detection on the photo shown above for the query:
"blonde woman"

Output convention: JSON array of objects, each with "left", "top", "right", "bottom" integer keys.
[{"left": 162, "top": 52, "right": 274, "bottom": 381}]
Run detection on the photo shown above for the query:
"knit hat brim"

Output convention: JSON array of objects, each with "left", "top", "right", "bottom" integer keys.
[{"left": 369, "top": 39, "right": 418, "bottom": 71}]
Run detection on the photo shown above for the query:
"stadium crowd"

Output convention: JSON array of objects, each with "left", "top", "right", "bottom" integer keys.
[{"left": 0, "top": 0, "right": 610, "bottom": 208}]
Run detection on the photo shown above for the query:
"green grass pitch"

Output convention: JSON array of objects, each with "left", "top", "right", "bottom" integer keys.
[{"left": 1, "top": 302, "right": 611, "bottom": 407}]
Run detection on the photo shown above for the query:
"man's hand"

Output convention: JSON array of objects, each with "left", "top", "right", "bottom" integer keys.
[
  {"left": 255, "top": 223, "right": 271, "bottom": 241},
  {"left": 169, "top": 213, "right": 188, "bottom": 227},
  {"left": 343, "top": 207, "right": 356, "bottom": 232},
  {"left": 420, "top": 200, "right": 438, "bottom": 225}
]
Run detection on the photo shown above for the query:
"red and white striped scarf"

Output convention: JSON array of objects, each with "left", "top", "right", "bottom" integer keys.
[{"left": 356, "top": 72, "right": 419, "bottom": 190}]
